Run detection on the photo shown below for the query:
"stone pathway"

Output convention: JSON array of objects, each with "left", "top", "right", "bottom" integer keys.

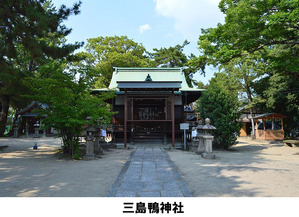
[{"left": 107, "top": 147, "right": 192, "bottom": 197}]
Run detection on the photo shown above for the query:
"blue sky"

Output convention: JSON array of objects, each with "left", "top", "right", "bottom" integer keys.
[{"left": 51, "top": 0, "right": 225, "bottom": 84}]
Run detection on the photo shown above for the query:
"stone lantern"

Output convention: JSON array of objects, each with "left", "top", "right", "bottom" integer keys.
[
  {"left": 83, "top": 116, "right": 97, "bottom": 160},
  {"left": 201, "top": 118, "right": 216, "bottom": 159},
  {"left": 33, "top": 121, "right": 40, "bottom": 138},
  {"left": 195, "top": 120, "right": 205, "bottom": 154},
  {"left": 84, "top": 125, "right": 97, "bottom": 160}
]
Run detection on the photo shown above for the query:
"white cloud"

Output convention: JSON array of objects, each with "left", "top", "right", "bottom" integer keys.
[
  {"left": 153, "top": 0, "right": 224, "bottom": 42},
  {"left": 138, "top": 24, "right": 152, "bottom": 34},
  {"left": 166, "top": 33, "right": 174, "bottom": 38}
]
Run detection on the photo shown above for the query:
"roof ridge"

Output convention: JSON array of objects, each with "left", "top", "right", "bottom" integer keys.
[{"left": 114, "top": 67, "right": 183, "bottom": 71}]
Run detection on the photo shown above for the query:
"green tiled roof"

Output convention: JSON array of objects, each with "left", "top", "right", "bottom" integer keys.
[
  {"left": 90, "top": 68, "right": 205, "bottom": 96},
  {"left": 108, "top": 67, "right": 201, "bottom": 91}
]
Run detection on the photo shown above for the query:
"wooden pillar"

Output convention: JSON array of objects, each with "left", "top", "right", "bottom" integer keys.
[
  {"left": 281, "top": 118, "right": 284, "bottom": 140},
  {"left": 171, "top": 91, "right": 175, "bottom": 147},
  {"left": 26, "top": 118, "right": 29, "bottom": 137},
  {"left": 255, "top": 119, "right": 258, "bottom": 138},
  {"left": 263, "top": 119, "right": 266, "bottom": 140},
  {"left": 165, "top": 98, "right": 168, "bottom": 120},
  {"left": 131, "top": 98, "right": 134, "bottom": 120},
  {"left": 124, "top": 90, "right": 128, "bottom": 148},
  {"left": 163, "top": 98, "right": 168, "bottom": 145},
  {"left": 130, "top": 98, "right": 134, "bottom": 144}
]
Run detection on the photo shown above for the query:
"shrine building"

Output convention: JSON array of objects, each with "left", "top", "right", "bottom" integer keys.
[{"left": 92, "top": 67, "right": 203, "bottom": 148}]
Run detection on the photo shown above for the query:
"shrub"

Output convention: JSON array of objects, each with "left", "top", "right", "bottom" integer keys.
[{"left": 197, "top": 86, "right": 242, "bottom": 149}]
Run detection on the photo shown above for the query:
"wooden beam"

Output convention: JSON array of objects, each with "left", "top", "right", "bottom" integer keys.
[
  {"left": 171, "top": 91, "right": 175, "bottom": 147},
  {"left": 127, "top": 120, "right": 172, "bottom": 122},
  {"left": 124, "top": 90, "right": 128, "bottom": 148},
  {"left": 127, "top": 96, "right": 169, "bottom": 99}
]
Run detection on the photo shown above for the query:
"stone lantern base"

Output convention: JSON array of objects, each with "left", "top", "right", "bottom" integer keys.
[
  {"left": 84, "top": 139, "right": 96, "bottom": 160},
  {"left": 83, "top": 154, "right": 96, "bottom": 160},
  {"left": 33, "top": 128, "right": 40, "bottom": 138},
  {"left": 201, "top": 135, "right": 216, "bottom": 159},
  {"left": 201, "top": 152, "right": 216, "bottom": 159}
]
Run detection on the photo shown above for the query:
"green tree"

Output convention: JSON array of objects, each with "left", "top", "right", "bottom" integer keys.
[
  {"left": 208, "top": 72, "right": 241, "bottom": 96},
  {"left": 151, "top": 40, "right": 189, "bottom": 67},
  {"left": 25, "top": 59, "right": 113, "bottom": 157},
  {"left": 262, "top": 73, "right": 299, "bottom": 136},
  {"left": 197, "top": 82, "right": 241, "bottom": 149},
  {"left": 220, "top": 54, "right": 267, "bottom": 138},
  {"left": 84, "top": 36, "right": 152, "bottom": 88},
  {"left": 196, "top": 0, "right": 298, "bottom": 136},
  {"left": 194, "top": 81, "right": 209, "bottom": 90},
  {"left": 198, "top": 0, "right": 298, "bottom": 72},
  {"left": 0, "top": 0, "right": 83, "bottom": 136},
  {"left": 150, "top": 40, "right": 199, "bottom": 86}
]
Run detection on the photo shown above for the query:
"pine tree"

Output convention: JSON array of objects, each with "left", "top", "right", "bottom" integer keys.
[{"left": 0, "top": 0, "right": 83, "bottom": 136}]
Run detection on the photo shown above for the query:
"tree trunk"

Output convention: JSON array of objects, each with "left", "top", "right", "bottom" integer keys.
[
  {"left": 0, "top": 96, "right": 10, "bottom": 136},
  {"left": 244, "top": 78, "right": 255, "bottom": 139},
  {"left": 249, "top": 107, "right": 255, "bottom": 139}
]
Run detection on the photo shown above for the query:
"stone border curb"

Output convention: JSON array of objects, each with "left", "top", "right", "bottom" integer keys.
[{"left": 163, "top": 148, "right": 193, "bottom": 197}]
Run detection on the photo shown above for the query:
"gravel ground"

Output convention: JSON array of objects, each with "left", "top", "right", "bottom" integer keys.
[
  {"left": 0, "top": 137, "right": 132, "bottom": 197},
  {"left": 167, "top": 137, "right": 299, "bottom": 197},
  {"left": 1, "top": 137, "right": 298, "bottom": 197}
]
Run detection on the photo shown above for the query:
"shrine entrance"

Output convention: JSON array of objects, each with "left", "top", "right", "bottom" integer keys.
[
  {"left": 134, "top": 99, "right": 165, "bottom": 121},
  {"left": 127, "top": 97, "right": 172, "bottom": 145},
  {"left": 93, "top": 67, "right": 203, "bottom": 148}
]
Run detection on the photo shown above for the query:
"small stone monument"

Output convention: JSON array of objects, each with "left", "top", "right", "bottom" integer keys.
[
  {"left": 201, "top": 118, "right": 216, "bottom": 159},
  {"left": 33, "top": 121, "right": 40, "bottom": 138}
]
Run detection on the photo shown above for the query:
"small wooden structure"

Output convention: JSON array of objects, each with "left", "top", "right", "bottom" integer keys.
[
  {"left": 253, "top": 113, "right": 286, "bottom": 140},
  {"left": 238, "top": 108, "right": 263, "bottom": 137},
  {"left": 17, "top": 101, "right": 52, "bottom": 136}
]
